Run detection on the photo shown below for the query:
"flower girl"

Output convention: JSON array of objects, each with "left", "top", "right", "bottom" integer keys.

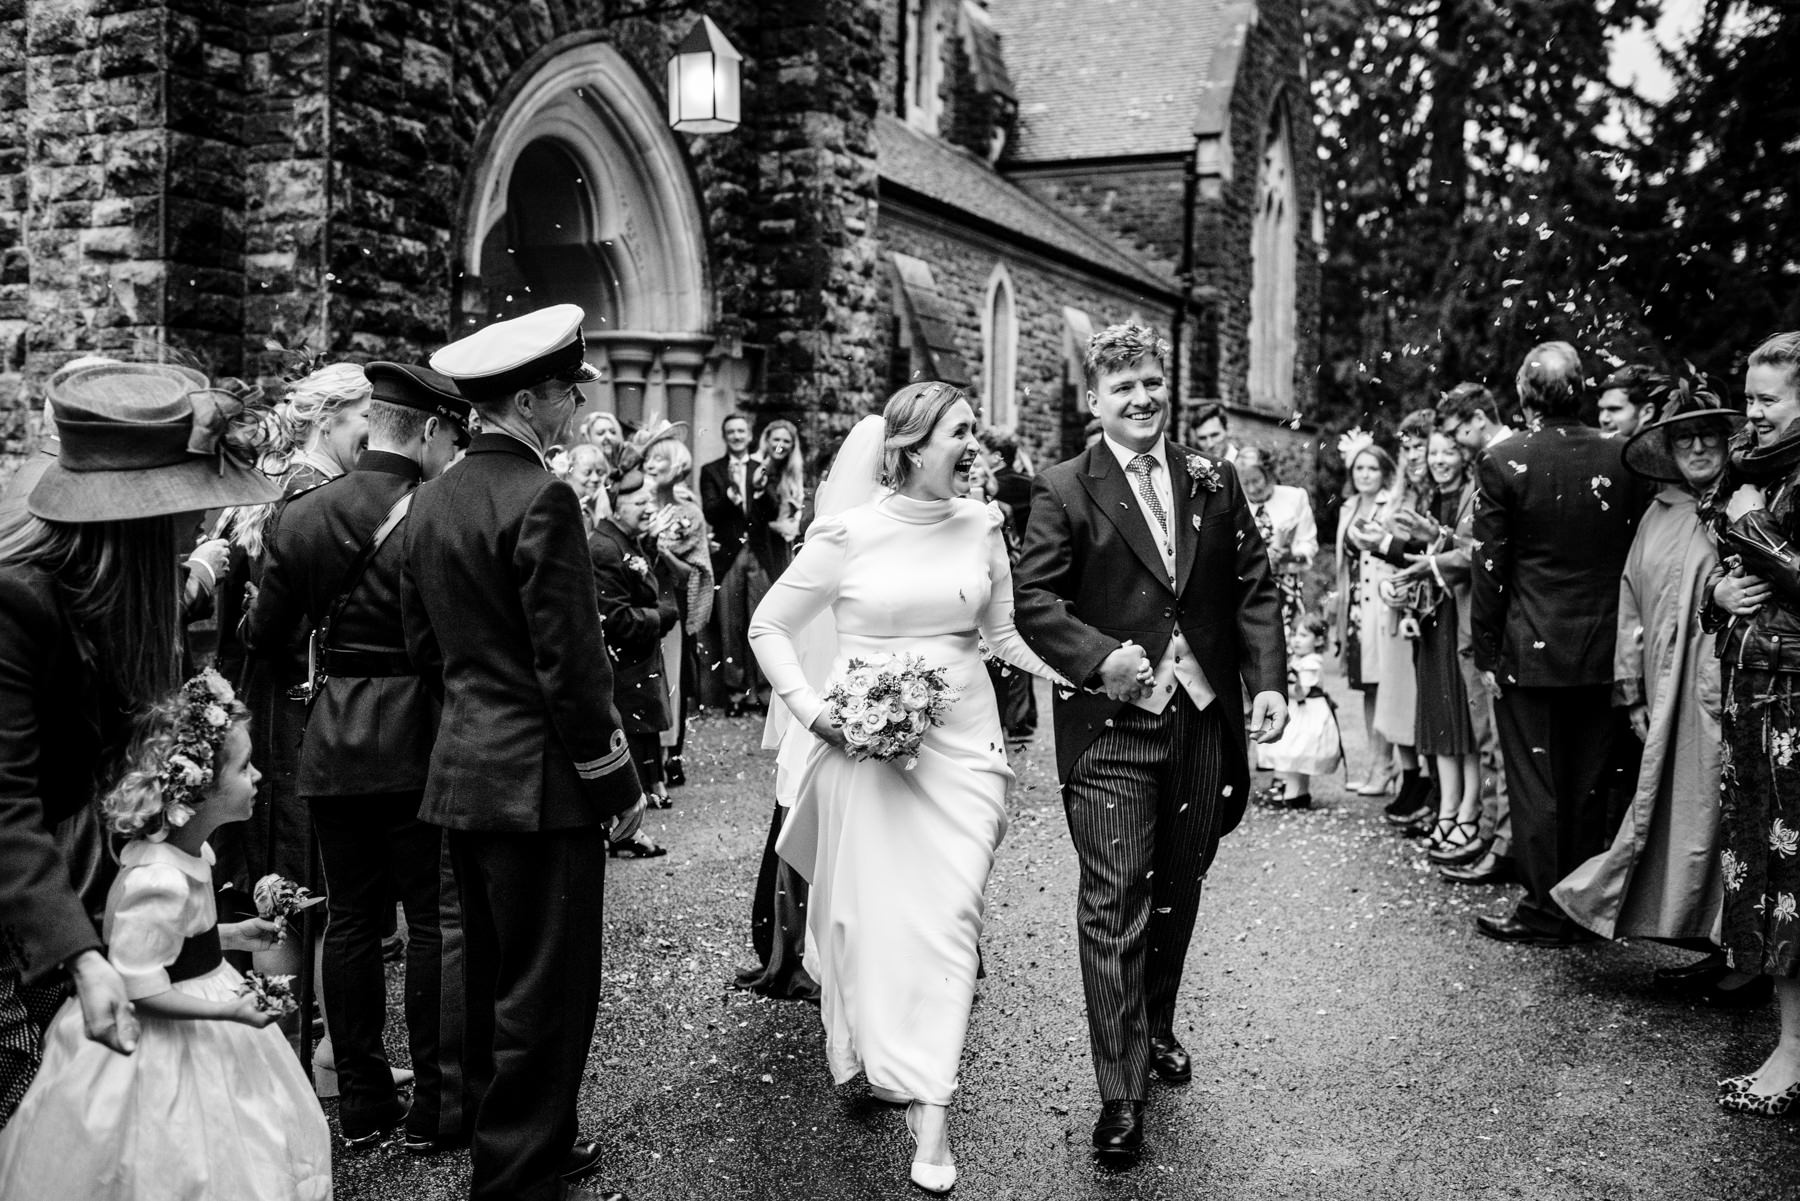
[
  {"left": 1255, "top": 617, "right": 1344, "bottom": 809},
  {"left": 0, "top": 669, "right": 332, "bottom": 1200}
]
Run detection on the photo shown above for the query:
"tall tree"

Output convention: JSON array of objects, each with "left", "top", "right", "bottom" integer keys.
[
  {"left": 1625, "top": 3, "right": 1800, "bottom": 379},
  {"left": 1309, "top": 0, "right": 1656, "bottom": 434}
]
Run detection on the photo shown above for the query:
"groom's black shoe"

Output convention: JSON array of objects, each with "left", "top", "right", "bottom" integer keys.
[
  {"left": 1148, "top": 1035, "right": 1191, "bottom": 1084},
  {"left": 561, "top": 1140, "right": 602, "bottom": 1183},
  {"left": 1092, "top": 1101, "right": 1144, "bottom": 1160}
]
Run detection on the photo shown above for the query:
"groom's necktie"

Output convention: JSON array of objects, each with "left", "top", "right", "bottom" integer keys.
[{"left": 1127, "top": 454, "right": 1169, "bottom": 544}]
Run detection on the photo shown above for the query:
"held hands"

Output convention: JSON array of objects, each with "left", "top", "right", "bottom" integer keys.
[
  {"left": 67, "top": 949, "right": 138, "bottom": 1055},
  {"left": 1628, "top": 701, "right": 1649, "bottom": 742},
  {"left": 1716, "top": 564, "right": 1772, "bottom": 618},
  {"left": 1097, "top": 641, "right": 1156, "bottom": 702},
  {"left": 1248, "top": 691, "right": 1288, "bottom": 744},
  {"left": 1479, "top": 669, "right": 1503, "bottom": 700}
]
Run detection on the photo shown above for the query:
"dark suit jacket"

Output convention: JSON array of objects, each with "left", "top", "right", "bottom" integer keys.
[
  {"left": 589, "top": 518, "right": 679, "bottom": 735},
  {"left": 0, "top": 565, "right": 131, "bottom": 982},
  {"left": 245, "top": 450, "right": 437, "bottom": 798},
  {"left": 401, "top": 433, "right": 639, "bottom": 831},
  {"left": 1471, "top": 415, "right": 1637, "bottom": 687},
  {"left": 700, "top": 453, "right": 759, "bottom": 577},
  {"left": 1015, "top": 441, "right": 1287, "bottom": 834}
]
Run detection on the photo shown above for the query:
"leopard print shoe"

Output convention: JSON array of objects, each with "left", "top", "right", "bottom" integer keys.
[{"left": 1718, "top": 1077, "right": 1800, "bottom": 1117}]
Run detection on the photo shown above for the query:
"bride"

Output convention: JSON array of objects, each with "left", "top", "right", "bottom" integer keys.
[{"left": 750, "top": 384, "right": 1083, "bottom": 1192}]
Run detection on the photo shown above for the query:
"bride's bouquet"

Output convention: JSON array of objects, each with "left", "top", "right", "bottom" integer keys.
[{"left": 821, "top": 653, "right": 960, "bottom": 770}]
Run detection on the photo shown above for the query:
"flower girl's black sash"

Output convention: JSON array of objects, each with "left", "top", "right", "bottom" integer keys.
[{"left": 167, "top": 925, "right": 223, "bottom": 984}]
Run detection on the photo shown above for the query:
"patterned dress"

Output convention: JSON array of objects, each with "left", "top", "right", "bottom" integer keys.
[{"left": 1718, "top": 475, "right": 1800, "bottom": 978}]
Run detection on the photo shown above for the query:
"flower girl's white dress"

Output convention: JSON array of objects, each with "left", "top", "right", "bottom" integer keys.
[
  {"left": 0, "top": 841, "right": 331, "bottom": 1200},
  {"left": 752, "top": 494, "right": 1059, "bottom": 1106}
]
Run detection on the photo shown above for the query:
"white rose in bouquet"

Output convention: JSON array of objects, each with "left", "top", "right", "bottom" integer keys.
[
  {"left": 900, "top": 679, "right": 930, "bottom": 710},
  {"left": 845, "top": 666, "right": 877, "bottom": 697},
  {"left": 843, "top": 720, "right": 874, "bottom": 747},
  {"left": 865, "top": 707, "right": 889, "bottom": 731}
]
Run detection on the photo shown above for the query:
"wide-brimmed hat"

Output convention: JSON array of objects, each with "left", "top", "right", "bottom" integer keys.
[
  {"left": 28, "top": 362, "right": 282, "bottom": 522},
  {"left": 633, "top": 417, "right": 690, "bottom": 455},
  {"left": 1621, "top": 379, "right": 1747, "bottom": 482}
]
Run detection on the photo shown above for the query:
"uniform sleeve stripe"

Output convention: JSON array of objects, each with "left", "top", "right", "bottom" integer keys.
[{"left": 575, "top": 745, "right": 631, "bottom": 779}]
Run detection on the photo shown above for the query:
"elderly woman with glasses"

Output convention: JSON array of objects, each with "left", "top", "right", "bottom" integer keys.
[{"left": 1553, "top": 381, "right": 1746, "bottom": 1002}]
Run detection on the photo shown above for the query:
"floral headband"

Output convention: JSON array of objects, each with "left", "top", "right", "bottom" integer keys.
[{"left": 146, "top": 668, "right": 241, "bottom": 839}]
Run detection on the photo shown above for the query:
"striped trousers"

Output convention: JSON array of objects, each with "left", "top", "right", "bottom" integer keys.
[{"left": 1063, "top": 690, "right": 1226, "bottom": 1101}]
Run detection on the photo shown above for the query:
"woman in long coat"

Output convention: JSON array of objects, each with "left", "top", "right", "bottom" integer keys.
[
  {"left": 0, "top": 362, "right": 277, "bottom": 1122},
  {"left": 1553, "top": 388, "right": 1738, "bottom": 965}
]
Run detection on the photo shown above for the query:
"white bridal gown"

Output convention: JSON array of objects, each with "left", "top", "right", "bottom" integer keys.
[{"left": 750, "top": 493, "right": 1058, "bottom": 1106}]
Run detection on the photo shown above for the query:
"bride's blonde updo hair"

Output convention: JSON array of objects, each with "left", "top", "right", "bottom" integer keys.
[{"left": 880, "top": 381, "right": 968, "bottom": 488}]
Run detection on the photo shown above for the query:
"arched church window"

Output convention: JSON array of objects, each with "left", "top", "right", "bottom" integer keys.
[
  {"left": 1246, "top": 98, "right": 1299, "bottom": 412},
  {"left": 982, "top": 264, "right": 1017, "bottom": 429}
]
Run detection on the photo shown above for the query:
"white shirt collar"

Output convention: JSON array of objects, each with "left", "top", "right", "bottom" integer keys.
[{"left": 1101, "top": 434, "right": 1168, "bottom": 475}]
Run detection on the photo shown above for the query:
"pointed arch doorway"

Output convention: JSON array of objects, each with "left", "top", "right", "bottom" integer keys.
[{"left": 459, "top": 39, "right": 720, "bottom": 444}]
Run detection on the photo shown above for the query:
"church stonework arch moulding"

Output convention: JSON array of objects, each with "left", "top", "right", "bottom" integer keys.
[{"left": 458, "top": 36, "right": 715, "bottom": 430}]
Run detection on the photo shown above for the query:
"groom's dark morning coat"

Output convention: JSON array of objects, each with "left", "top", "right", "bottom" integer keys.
[{"left": 1014, "top": 441, "right": 1286, "bottom": 834}]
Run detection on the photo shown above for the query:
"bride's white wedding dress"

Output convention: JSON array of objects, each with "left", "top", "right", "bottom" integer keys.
[{"left": 750, "top": 492, "right": 1059, "bottom": 1105}]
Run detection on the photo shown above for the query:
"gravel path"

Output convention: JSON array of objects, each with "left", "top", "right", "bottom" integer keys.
[{"left": 328, "top": 677, "right": 1800, "bottom": 1200}]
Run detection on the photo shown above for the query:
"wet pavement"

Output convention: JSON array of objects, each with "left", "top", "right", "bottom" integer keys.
[{"left": 331, "top": 677, "right": 1800, "bottom": 1201}]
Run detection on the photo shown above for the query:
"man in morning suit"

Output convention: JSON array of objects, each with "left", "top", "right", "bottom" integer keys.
[
  {"left": 1015, "top": 323, "right": 1288, "bottom": 1163},
  {"left": 1471, "top": 340, "right": 1637, "bottom": 948},
  {"left": 405, "top": 305, "right": 641, "bottom": 1201},
  {"left": 700, "top": 412, "right": 763, "bottom": 714},
  {"left": 246, "top": 362, "right": 474, "bottom": 1151}
]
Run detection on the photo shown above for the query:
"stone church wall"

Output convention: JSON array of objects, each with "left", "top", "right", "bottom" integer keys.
[{"left": 878, "top": 207, "right": 1176, "bottom": 467}]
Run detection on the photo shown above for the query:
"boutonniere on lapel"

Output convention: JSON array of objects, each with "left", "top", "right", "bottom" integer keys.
[
  {"left": 623, "top": 553, "right": 651, "bottom": 579},
  {"left": 1186, "top": 454, "right": 1222, "bottom": 497}
]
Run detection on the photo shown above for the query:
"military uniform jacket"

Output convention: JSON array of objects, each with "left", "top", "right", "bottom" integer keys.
[
  {"left": 244, "top": 450, "right": 436, "bottom": 798},
  {"left": 0, "top": 565, "right": 131, "bottom": 982},
  {"left": 1470, "top": 416, "right": 1638, "bottom": 688},
  {"left": 401, "top": 433, "right": 638, "bottom": 831},
  {"left": 589, "top": 517, "right": 678, "bottom": 736}
]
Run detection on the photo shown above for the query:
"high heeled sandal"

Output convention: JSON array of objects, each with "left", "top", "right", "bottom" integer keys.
[
  {"left": 905, "top": 1102, "right": 957, "bottom": 1193},
  {"left": 1427, "top": 820, "right": 1484, "bottom": 864},
  {"left": 1426, "top": 816, "right": 1458, "bottom": 849}
]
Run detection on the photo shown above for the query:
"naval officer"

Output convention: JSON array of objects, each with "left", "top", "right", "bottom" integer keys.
[{"left": 403, "top": 305, "right": 641, "bottom": 1201}]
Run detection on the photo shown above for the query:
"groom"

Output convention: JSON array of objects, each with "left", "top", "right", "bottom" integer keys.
[{"left": 1016, "top": 322, "right": 1287, "bottom": 1162}]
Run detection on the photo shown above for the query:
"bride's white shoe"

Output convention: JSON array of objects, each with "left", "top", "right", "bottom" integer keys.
[{"left": 905, "top": 1102, "right": 957, "bottom": 1194}]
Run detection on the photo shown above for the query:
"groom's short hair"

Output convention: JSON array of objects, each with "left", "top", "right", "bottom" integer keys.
[{"left": 1085, "top": 323, "right": 1171, "bottom": 395}]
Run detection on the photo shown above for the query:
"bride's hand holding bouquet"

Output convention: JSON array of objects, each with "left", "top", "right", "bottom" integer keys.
[{"left": 813, "top": 653, "right": 960, "bottom": 770}]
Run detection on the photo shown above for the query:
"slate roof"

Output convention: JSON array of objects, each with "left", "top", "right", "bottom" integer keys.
[
  {"left": 876, "top": 114, "right": 1176, "bottom": 293},
  {"left": 985, "top": 0, "right": 1247, "bottom": 162}
]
